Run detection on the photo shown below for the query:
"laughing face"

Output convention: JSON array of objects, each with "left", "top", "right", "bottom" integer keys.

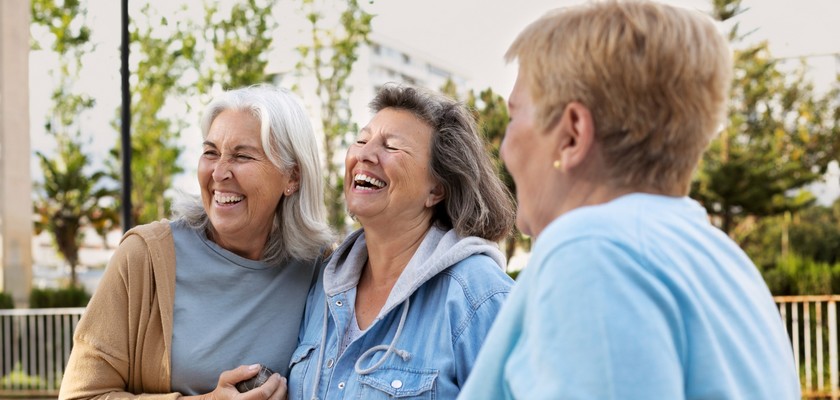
[
  {"left": 344, "top": 108, "right": 443, "bottom": 228},
  {"left": 198, "top": 109, "right": 297, "bottom": 259}
]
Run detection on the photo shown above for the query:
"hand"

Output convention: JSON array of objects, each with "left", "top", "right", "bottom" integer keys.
[{"left": 194, "top": 364, "right": 288, "bottom": 400}]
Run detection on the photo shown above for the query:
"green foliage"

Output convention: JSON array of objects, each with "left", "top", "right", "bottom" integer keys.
[
  {"left": 761, "top": 253, "right": 840, "bottom": 296},
  {"left": 444, "top": 80, "right": 532, "bottom": 261},
  {"left": 29, "top": 286, "right": 90, "bottom": 308},
  {"left": 0, "top": 292, "right": 14, "bottom": 309},
  {"left": 507, "top": 269, "right": 521, "bottom": 281},
  {"left": 34, "top": 134, "right": 117, "bottom": 286},
  {"left": 107, "top": 4, "right": 195, "bottom": 226},
  {"left": 30, "top": 0, "right": 92, "bottom": 55},
  {"left": 298, "top": 0, "right": 373, "bottom": 231},
  {"left": 31, "top": 0, "right": 119, "bottom": 285},
  {"left": 692, "top": 0, "right": 840, "bottom": 234},
  {"left": 741, "top": 200, "right": 840, "bottom": 270},
  {"left": 0, "top": 363, "right": 47, "bottom": 390},
  {"left": 201, "top": 0, "right": 278, "bottom": 90}
]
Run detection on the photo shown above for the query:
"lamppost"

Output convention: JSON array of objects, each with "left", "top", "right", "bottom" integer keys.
[{"left": 121, "top": 0, "right": 132, "bottom": 233}]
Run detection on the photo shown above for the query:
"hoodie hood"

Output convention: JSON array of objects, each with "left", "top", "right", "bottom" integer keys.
[
  {"left": 306, "top": 224, "right": 507, "bottom": 398},
  {"left": 323, "top": 224, "right": 506, "bottom": 320}
]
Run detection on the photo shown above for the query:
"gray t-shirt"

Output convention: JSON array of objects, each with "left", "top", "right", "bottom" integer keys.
[{"left": 169, "top": 220, "right": 317, "bottom": 395}]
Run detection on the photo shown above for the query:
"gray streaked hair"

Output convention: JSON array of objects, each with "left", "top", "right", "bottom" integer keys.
[
  {"left": 173, "top": 84, "right": 334, "bottom": 263},
  {"left": 370, "top": 83, "right": 515, "bottom": 242}
]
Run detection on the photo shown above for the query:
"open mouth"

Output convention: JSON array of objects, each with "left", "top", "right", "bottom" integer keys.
[
  {"left": 353, "top": 173, "right": 387, "bottom": 191},
  {"left": 214, "top": 191, "right": 244, "bottom": 205}
]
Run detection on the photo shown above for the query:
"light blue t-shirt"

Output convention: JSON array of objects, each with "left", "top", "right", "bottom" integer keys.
[
  {"left": 459, "top": 193, "right": 800, "bottom": 399},
  {"left": 169, "top": 220, "right": 317, "bottom": 395}
]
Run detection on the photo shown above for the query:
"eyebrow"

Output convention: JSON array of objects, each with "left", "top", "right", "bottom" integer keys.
[
  {"left": 202, "top": 141, "right": 261, "bottom": 152},
  {"left": 358, "top": 127, "right": 404, "bottom": 141}
]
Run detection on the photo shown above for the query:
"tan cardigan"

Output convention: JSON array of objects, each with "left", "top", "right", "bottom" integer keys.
[{"left": 60, "top": 220, "right": 181, "bottom": 400}]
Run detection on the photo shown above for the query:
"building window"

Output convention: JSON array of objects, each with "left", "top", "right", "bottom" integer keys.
[{"left": 428, "top": 64, "right": 450, "bottom": 79}]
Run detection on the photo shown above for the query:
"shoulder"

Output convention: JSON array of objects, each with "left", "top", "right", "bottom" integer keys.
[
  {"left": 115, "top": 219, "right": 176, "bottom": 270},
  {"left": 437, "top": 254, "right": 513, "bottom": 310},
  {"left": 122, "top": 219, "right": 174, "bottom": 244}
]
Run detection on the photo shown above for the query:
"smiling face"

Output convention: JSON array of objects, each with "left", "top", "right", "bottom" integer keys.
[
  {"left": 198, "top": 109, "right": 297, "bottom": 259},
  {"left": 344, "top": 108, "right": 443, "bottom": 228}
]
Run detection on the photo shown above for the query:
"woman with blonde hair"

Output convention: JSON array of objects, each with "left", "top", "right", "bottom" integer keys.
[{"left": 460, "top": 2, "right": 799, "bottom": 399}]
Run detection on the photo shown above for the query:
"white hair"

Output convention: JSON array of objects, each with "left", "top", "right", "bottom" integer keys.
[{"left": 173, "top": 84, "right": 334, "bottom": 263}]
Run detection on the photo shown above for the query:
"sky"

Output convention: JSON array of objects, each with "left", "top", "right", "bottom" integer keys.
[{"left": 28, "top": 0, "right": 840, "bottom": 202}]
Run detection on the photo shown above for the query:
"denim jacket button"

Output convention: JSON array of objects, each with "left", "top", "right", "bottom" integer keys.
[
  {"left": 390, "top": 379, "right": 403, "bottom": 389},
  {"left": 338, "top": 382, "right": 346, "bottom": 389},
  {"left": 336, "top": 300, "right": 343, "bottom": 306},
  {"left": 326, "top": 358, "right": 334, "bottom": 368}
]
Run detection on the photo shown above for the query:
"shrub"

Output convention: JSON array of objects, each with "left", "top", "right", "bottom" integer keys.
[
  {"left": 29, "top": 285, "right": 90, "bottom": 308},
  {"left": 762, "top": 253, "right": 839, "bottom": 296},
  {"left": 0, "top": 292, "right": 14, "bottom": 309},
  {"left": 0, "top": 363, "right": 47, "bottom": 389}
]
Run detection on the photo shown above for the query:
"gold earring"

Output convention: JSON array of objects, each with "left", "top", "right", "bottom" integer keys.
[{"left": 553, "top": 160, "right": 561, "bottom": 169}]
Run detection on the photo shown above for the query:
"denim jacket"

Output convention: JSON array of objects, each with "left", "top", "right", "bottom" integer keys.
[{"left": 287, "top": 226, "right": 513, "bottom": 400}]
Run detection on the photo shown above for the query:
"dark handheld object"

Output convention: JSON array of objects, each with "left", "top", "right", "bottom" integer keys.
[{"left": 235, "top": 365, "right": 275, "bottom": 393}]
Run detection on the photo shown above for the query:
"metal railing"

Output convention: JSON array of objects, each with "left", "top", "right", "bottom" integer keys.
[
  {"left": 0, "top": 308, "right": 84, "bottom": 398},
  {"left": 777, "top": 295, "right": 840, "bottom": 399},
  {"left": 0, "top": 297, "right": 837, "bottom": 398}
]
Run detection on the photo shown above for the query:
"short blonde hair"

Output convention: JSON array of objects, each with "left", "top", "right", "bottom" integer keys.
[{"left": 506, "top": 0, "right": 732, "bottom": 195}]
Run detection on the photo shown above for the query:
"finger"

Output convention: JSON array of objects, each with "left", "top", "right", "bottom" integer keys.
[
  {"left": 268, "top": 375, "right": 287, "bottom": 400},
  {"left": 219, "top": 364, "right": 261, "bottom": 387},
  {"left": 241, "top": 373, "right": 284, "bottom": 400}
]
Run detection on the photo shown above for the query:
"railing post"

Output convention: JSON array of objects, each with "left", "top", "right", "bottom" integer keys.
[
  {"left": 829, "top": 300, "right": 838, "bottom": 400},
  {"left": 806, "top": 301, "right": 812, "bottom": 392},
  {"left": 818, "top": 301, "right": 825, "bottom": 392},
  {"left": 794, "top": 304, "right": 801, "bottom": 376}
]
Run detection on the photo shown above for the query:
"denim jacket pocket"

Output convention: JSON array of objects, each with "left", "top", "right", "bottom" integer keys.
[
  {"left": 358, "top": 367, "right": 438, "bottom": 399},
  {"left": 287, "top": 342, "right": 317, "bottom": 400}
]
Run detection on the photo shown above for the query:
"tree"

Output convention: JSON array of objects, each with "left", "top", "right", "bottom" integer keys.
[
  {"left": 200, "top": 0, "right": 278, "bottom": 91},
  {"left": 691, "top": 0, "right": 840, "bottom": 234},
  {"left": 108, "top": 4, "right": 197, "bottom": 225},
  {"left": 466, "top": 87, "right": 531, "bottom": 262},
  {"left": 439, "top": 79, "right": 530, "bottom": 263},
  {"left": 297, "top": 0, "right": 373, "bottom": 231},
  {"left": 31, "top": 0, "right": 118, "bottom": 286},
  {"left": 34, "top": 136, "right": 117, "bottom": 286}
]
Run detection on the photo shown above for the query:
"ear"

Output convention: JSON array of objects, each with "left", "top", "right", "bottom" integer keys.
[
  {"left": 285, "top": 165, "right": 301, "bottom": 195},
  {"left": 554, "top": 102, "right": 595, "bottom": 171},
  {"left": 425, "top": 182, "right": 445, "bottom": 208}
]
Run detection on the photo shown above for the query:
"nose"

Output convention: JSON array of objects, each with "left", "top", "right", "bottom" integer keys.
[
  {"left": 354, "top": 142, "right": 378, "bottom": 164},
  {"left": 211, "top": 159, "right": 232, "bottom": 182}
]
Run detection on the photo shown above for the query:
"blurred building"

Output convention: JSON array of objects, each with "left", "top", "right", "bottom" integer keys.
[
  {"left": 272, "top": 33, "right": 469, "bottom": 133},
  {"left": 365, "top": 35, "right": 468, "bottom": 96}
]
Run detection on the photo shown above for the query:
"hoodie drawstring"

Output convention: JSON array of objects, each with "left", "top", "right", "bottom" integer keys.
[
  {"left": 309, "top": 297, "right": 412, "bottom": 399},
  {"left": 354, "top": 298, "right": 412, "bottom": 375}
]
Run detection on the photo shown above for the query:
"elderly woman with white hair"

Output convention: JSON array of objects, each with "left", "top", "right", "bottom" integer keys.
[{"left": 60, "top": 85, "right": 333, "bottom": 400}]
